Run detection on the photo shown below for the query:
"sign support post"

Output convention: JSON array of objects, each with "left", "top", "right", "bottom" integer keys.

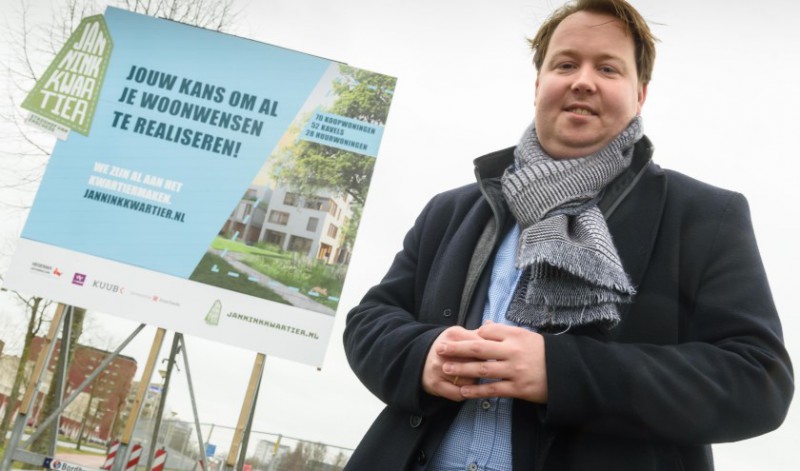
[
  {"left": 112, "top": 327, "right": 166, "bottom": 471},
  {"left": 178, "top": 334, "right": 210, "bottom": 471},
  {"left": 224, "top": 353, "right": 265, "bottom": 471},
  {"left": 237, "top": 370, "right": 261, "bottom": 470},
  {"left": 145, "top": 332, "right": 180, "bottom": 470}
]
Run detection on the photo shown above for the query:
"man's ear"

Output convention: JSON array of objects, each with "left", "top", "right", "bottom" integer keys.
[{"left": 637, "top": 82, "right": 648, "bottom": 115}]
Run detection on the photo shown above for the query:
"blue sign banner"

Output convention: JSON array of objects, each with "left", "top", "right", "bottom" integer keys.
[{"left": 22, "top": 7, "right": 331, "bottom": 278}]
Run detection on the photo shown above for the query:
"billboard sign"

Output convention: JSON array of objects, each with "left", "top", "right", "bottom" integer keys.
[{"left": 4, "top": 7, "right": 396, "bottom": 367}]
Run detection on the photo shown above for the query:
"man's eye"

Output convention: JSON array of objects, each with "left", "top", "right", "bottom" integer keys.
[
  {"left": 556, "top": 63, "right": 576, "bottom": 70},
  {"left": 599, "top": 65, "right": 618, "bottom": 74}
]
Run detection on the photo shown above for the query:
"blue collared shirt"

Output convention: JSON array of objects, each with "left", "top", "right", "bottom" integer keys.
[{"left": 428, "top": 225, "right": 528, "bottom": 471}]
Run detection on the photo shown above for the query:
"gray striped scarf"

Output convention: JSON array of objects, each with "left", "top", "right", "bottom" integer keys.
[{"left": 501, "top": 117, "right": 642, "bottom": 331}]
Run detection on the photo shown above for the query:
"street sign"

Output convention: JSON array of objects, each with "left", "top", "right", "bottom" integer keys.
[{"left": 205, "top": 444, "right": 217, "bottom": 457}]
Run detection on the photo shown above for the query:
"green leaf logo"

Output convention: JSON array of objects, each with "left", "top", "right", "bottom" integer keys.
[{"left": 205, "top": 300, "right": 222, "bottom": 326}]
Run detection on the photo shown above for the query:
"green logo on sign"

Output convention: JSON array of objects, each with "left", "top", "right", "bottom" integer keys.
[
  {"left": 21, "top": 14, "right": 112, "bottom": 136},
  {"left": 205, "top": 300, "right": 222, "bottom": 326}
]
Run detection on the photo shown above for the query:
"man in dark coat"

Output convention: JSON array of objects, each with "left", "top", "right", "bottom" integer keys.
[{"left": 343, "top": 0, "right": 794, "bottom": 469}]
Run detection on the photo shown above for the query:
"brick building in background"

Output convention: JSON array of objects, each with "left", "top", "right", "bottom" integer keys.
[{"left": 0, "top": 336, "right": 137, "bottom": 443}]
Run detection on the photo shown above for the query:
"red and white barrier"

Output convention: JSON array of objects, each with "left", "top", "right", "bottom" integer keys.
[
  {"left": 101, "top": 440, "right": 120, "bottom": 470},
  {"left": 125, "top": 443, "right": 143, "bottom": 471},
  {"left": 151, "top": 448, "right": 168, "bottom": 471}
]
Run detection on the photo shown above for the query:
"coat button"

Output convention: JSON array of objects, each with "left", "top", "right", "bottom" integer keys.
[
  {"left": 468, "top": 463, "right": 478, "bottom": 471},
  {"left": 481, "top": 400, "right": 491, "bottom": 410},
  {"left": 409, "top": 414, "right": 423, "bottom": 428},
  {"left": 442, "top": 309, "right": 452, "bottom": 318},
  {"left": 416, "top": 449, "right": 427, "bottom": 464}
]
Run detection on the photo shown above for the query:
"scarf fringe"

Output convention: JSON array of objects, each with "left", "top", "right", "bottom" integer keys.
[
  {"left": 505, "top": 301, "right": 622, "bottom": 331},
  {"left": 516, "top": 239, "right": 636, "bottom": 296},
  {"left": 525, "top": 275, "right": 634, "bottom": 307}
]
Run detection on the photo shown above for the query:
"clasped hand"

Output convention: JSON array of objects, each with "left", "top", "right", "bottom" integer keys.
[{"left": 422, "top": 322, "right": 548, "bottom": 403}]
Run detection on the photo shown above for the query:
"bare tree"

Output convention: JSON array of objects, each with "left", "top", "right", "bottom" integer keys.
[
  {"left": 0, "top": 294, "right": 52, "bottom": 446},
  {"left": 0, "top": 0, "right": 59, "bottom": 211},
  {"left": 306, "top": 442, "right": 328, "bottom": 471},
  {"left": 276, "top": 441, "right": 306, "bottom": 471},
  {"left": 331, "top": 450, "right": 348, "bottom": 470},
  {"left": 116, "top": 0, "right": 238, "bottom": 31}
]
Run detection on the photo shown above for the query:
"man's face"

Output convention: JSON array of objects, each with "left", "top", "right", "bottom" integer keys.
[{"left": 534, "top": 11, "right": 647, "bottom": 159}]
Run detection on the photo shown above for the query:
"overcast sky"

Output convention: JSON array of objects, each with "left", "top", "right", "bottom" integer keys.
[{"left": 1, "top": 0, "right": 798, "bottom": 468}]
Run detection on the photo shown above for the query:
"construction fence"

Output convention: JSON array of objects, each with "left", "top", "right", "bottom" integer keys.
[{"left": 122, "top": 418, "right": 352, "bottom": 471}]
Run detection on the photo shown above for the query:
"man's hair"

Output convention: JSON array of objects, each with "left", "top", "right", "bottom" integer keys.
[{"left": 529, "top": 0, "right": 656, "bottom": 85}]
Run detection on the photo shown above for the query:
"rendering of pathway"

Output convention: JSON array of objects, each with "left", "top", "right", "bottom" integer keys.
[{"left": 210, "top": 249, "right": 336, "bottom": 316}]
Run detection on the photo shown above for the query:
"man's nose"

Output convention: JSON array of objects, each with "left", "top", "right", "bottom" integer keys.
[{"left": 571, "top": 66, "right": 597, "bottom": 94}]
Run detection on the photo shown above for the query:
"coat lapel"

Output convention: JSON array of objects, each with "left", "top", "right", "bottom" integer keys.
[{"left": 607, "top": 162, "right": 667, "bottom": 311}]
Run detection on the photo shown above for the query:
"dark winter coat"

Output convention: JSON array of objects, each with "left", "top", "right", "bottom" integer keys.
[{"left": 343, "top": 138, "right": 794, "bottom": 470}]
